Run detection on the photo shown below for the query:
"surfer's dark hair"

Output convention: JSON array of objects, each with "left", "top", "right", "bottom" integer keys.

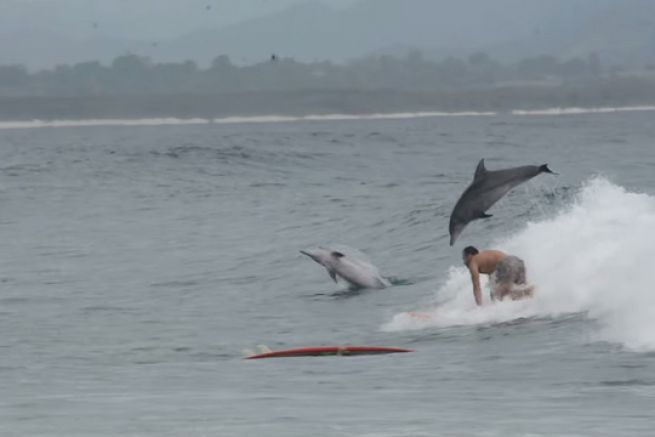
[{"left": 463, "top": 246, "right": 479, "bottom": 256}]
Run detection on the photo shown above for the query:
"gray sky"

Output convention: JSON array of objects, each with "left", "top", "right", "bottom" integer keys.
[
  {"left": 0, "top": 0, "right": 360, "bottom": 40},
  {"left": 1, "top": 0, "right": 652, "bottom": 70}
]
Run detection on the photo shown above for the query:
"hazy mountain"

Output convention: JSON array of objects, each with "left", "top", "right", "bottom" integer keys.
[
  {"left": 0, "top": 0, "right": 343, "bottom": 40},
  {"left": 1, "top": 0, "right": 654, "bottom": 69},
  {"left": 160, "top": 0, "right": 654, "bottom": 66},
  {"left": 561, "top": 0, "right": 655, "bottom": 66},
  {"left": 159, "top": 0, "right": 556, "bottom": 64},
  {"left": 0, "top": 0, "right": 355, "bottom": 68},
  {"left": 0, "top": 28, "right": 148, "bottom": 69}
]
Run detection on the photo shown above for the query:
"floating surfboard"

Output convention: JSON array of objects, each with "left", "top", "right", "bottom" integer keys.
[{"left": 245, "top": 345, "right": 413, "bottom": 359}]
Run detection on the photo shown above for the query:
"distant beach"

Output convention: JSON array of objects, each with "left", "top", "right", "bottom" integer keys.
[{"left": 2, "top": 105, "right": 655, "bottom": 130}]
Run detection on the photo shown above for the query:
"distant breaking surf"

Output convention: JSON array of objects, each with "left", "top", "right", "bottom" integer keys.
[
  {"left": 0, "top": 112, "right": 495, "bottom": 130},
  {"left": 1, "top": 106, "right": 655, "bottom": 130},
  {"left": 511, "top": 105, "right": 655, "bottom": 115}
]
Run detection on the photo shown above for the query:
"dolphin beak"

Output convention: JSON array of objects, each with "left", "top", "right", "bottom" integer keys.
[
  {"left": 300, "top": 250, "right": 319, "bottom": 263},
  {"left": 449, "top": 230, "right": 459, "bottom": 246}
]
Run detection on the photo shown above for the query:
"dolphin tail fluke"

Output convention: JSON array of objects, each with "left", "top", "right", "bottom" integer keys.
[{"left": 539, "top": 164, "right": 557, "bottom": 175}]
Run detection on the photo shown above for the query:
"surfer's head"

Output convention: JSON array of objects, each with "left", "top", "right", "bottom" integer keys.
[{"left": 462, "top": 246, "right": 479, "bottom": 264}]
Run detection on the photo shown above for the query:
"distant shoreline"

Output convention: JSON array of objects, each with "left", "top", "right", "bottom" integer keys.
[
  {"left": 2, "top": 105, "right": 655, "bottom": 130},
  {"left": 2, "top": 81, "right": 655, "bottom": 127}
]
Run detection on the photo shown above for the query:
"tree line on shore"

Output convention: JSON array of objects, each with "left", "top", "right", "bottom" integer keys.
[{"left": 0, "top": 51, "right": 616, "bottom": 97}]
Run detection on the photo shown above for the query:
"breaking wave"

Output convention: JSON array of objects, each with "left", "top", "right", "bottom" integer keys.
[
  {"left": 4, "top": 105, "right": 654, "bottom": 130},
  {"left": 385, "top": 178, "right": 655, "bottom": 351}
]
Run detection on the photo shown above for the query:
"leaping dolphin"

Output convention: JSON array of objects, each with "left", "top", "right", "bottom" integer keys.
[
  {"left": 449, "top": 159, "right": 556, "bottom": 245},
  {"left": 300, "top": 247, "right": 390, "bottom": 289}
]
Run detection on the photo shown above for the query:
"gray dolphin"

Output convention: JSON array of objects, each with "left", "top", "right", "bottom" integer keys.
[
  {"left": 449, "top": 159, "right": 556, "bottom": 245},
  {"left": 300, "top": 247, "right": 390, "bottom": 289}
]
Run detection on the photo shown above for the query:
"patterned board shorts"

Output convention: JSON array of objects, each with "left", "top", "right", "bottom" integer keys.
[
  {"left": 493, "top": 255, "right": 526, "bottom": 285},
  {"left": 490, "top": 255, "right": 527, "bottom": 300}
]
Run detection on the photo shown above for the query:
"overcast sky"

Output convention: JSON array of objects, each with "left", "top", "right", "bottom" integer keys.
[
  {"left": 0, "top": 0, "right": 360, "bottom": 40},
  {"left": 1, "top": 0, "right": 651, "bottom": 70}
]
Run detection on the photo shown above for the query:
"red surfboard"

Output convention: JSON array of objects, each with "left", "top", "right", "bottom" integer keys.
[{"left": 245, "top": 345, "right": 413, "bottom": 359}]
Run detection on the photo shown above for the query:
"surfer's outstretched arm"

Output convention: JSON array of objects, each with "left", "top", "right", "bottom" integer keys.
[{"left": 469, "top": 264, "right": 482, "bottom": 306}]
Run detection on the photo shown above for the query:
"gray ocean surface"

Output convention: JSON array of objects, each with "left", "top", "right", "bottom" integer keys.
[{"left": 1, "top": 111, "right": 655, "bottom": 436}]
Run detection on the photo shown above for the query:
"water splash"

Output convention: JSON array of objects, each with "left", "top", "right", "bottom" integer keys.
[{"left": 386, "top": 178, "right": 655, "bottom": 351}]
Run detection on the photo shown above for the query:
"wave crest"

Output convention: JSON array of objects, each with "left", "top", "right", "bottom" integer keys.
[{"left": 385, "top": 178, "right": 655, "bottom": 351}]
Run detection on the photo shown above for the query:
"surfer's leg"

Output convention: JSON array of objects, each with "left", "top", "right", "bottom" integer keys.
[
  {"left": 491, "top": 257, "right": 512, "bottom": 300},
  {"left": 493, "top": 283, "right": 512, "bottom": 300},
  {"left": 493, "top": 256, "right": 531, "bottom": 301},
  {"left": 508, "top": 285, "right": 534, "bottom": 300},
  {"left": 508, "top": 256, "right": 533, "bottom": 300},
  {"left": 489, "top": 272, "right": 497, "bottom": 301},
  {"left": 514, "top": 257, "right": 527, "bottom": 285}
]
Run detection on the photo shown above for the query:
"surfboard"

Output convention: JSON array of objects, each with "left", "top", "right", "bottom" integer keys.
[
  {"left": 407, "top": 311, "right": 437, "bottom": 321},
  {"left": 244, "top": 345, "right": 413, "bottom": 359},
  {"left": 406, "top": 284, "right": 535, "bottom": 320}
]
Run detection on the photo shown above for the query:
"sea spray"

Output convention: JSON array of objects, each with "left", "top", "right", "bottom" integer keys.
[{"left": 386, "top": 178, "right": 655, "bottom": 351}]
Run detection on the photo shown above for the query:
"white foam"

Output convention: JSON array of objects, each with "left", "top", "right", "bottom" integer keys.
[
  {"left": 1, "top": 105, "right": 654, "bottom": 130},
  {"left": 385, "top": 178, "right": 655, "bottom": 351},
  {"left": 0, "top": 111, "right": 497, "bottom": 130},
  {"left": 2, "top": 106, "right": 654, "bottom": 130},
  {"left": 0, "top": 118, "right": 212, "bottom": 130},
  {"left": 512, "top": 105, "right": 655, "bottom": 116}
]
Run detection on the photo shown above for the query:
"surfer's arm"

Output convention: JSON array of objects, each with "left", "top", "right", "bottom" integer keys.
[{"left": 469, "top": 264, "right": 482, "bottom": 306}]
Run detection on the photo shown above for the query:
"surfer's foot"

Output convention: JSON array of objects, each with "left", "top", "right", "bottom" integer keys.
[{"left": 508, "top": 285, "right": 535, "bottom": 300}]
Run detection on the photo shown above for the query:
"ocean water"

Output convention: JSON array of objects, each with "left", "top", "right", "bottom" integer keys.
[{"left": 1, "top": 110, "right": 655, "bottom": 436}]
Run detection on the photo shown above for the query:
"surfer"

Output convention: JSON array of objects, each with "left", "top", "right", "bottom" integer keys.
[{"left": 462, "top": 246, "right": 533, "bottom": 306}]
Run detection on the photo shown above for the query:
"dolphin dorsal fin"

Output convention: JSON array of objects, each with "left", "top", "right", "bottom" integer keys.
[
  {"left": 474, "top": 159, "right": 487, "bottom": 180},
  {"left": 331, "top": 251, "right": 345, "bottom": 258}
]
